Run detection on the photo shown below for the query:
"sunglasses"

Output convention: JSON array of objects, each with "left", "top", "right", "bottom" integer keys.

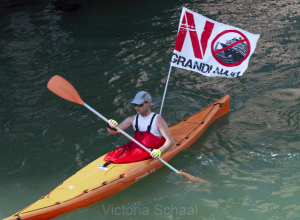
[{"left": 133, "top": 103, "right": 144, "bottom": 107}]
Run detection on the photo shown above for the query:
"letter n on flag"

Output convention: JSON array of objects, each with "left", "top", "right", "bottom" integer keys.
[{"left": 171, "top": 7, "right": 260, "bottom": 78}]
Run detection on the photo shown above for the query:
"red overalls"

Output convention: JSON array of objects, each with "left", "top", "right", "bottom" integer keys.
[{"left": 104, "top": 114, "right": 166, "bottom": 164}]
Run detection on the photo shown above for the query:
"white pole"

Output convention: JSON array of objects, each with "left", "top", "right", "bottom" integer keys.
[{"left": 159, "top": 64, "right": 172, "bottom": 115}]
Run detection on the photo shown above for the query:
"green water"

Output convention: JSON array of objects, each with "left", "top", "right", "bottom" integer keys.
[{"left": 1, "top": 0, "right": 300, "bottom": 219}]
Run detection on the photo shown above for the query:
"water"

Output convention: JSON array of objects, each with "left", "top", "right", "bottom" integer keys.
[{"left": 1, "top": 0, "right": 300, "bottom": 219}]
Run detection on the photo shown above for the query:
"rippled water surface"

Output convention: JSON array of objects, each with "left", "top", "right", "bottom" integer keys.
[{"left": 1, "top": 0, "right": 300, "bottom": 219}]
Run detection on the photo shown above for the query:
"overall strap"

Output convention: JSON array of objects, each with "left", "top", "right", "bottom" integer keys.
[
  {"left": 135, "top": 114, "right": 139, "bottom": 133},
  {"left": 147, "top": 113, "right": 157, "bottom": 134}
]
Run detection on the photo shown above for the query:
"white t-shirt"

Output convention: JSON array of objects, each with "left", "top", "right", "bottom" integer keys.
[{"left": 132, "top": 112, "right": 163, "bottom": 139}]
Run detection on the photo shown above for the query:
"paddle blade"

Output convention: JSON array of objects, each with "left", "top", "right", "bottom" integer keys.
[
  {"left": 177, "top": 171, "right": 208, "bottom": 183},
  {"left": 47, "top": 75, "right": 84, "bottom": 105}
]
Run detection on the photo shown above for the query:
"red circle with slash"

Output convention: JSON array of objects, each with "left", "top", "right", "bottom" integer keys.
[{"left": 211, "top": 30, "right": 251, "bottom": 67}]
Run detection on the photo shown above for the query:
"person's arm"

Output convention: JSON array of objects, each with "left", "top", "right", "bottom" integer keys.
[
  {"left": 107, "top": 115, "right": 135, "bottom": 134},
  {"left": 156, "top": 115, "right": 175, "bottom": 153}
]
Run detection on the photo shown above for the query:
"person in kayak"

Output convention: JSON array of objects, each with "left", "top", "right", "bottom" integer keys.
[{"left": 104, "top": 91, "right": 174, "bottom": 163}]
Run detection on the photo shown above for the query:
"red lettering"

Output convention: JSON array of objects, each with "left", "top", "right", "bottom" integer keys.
[
  {"left": 200, "top": 21, "right": 214, "bottom": 57},
  {"left": 174, "top": 15, "right": 187, "bottom": 54},
  {"left": 174, "top": 12, "right": 214, "bottom": 60},
  {"left": 185, "top": 12, "right": 202, "bottom": 59}
]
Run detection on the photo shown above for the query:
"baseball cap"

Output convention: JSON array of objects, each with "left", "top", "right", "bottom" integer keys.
[{"left": 131, "top": 91, "right": 152, "bottom": 104}]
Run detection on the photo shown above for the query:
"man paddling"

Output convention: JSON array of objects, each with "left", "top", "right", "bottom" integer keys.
[{"left": 105, "top": 91, "right": 174, "bottom": 163}]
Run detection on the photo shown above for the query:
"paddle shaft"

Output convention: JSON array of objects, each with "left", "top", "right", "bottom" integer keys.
[{"left": 84, "top": 103, "right": 178, "bottom": 173}]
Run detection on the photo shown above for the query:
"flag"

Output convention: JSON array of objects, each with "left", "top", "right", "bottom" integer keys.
[{"left": 171, "top": 7, "right": 260, "bottom": 78}]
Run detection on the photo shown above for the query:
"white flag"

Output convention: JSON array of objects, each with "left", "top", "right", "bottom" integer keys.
[{"left": 171, "top": 7, "right": 260, "bottom": 78}]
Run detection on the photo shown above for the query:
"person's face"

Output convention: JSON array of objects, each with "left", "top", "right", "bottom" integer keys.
[{"left": 134, "top": 101, "right": 150, "bottom": 114}]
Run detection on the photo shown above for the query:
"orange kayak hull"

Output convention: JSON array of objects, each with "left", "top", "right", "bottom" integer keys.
[{"left": 4, "top": 95, "right": 229, "bottom": 220}]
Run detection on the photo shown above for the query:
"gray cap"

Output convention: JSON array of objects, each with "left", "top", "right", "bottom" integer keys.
[{"left": 131, "top": 91, "right": 152, "bottom": 104}]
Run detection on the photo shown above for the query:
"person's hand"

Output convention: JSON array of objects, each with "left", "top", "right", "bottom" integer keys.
[
  {"left": 151, "top": 149, "right": 162, "bottom": 159},
  {"left": 107, "top": 119, "right": 118, "bottom": 131}
]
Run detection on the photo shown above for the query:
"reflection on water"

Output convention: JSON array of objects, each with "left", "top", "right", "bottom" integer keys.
[{"left": 1, "top": 0, "right": 300, "bottom": 219}]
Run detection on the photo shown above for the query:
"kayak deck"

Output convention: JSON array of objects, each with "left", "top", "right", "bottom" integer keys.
[{"left": 5, "top": 95, "right": 229, "bottom": 220}]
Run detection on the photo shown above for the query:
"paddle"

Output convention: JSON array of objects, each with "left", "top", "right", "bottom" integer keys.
[{"left": 47, "top": 75, "right": 207, "bottom": 182}]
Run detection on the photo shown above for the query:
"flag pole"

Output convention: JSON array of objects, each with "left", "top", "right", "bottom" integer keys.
[{"left": 159, "top": 64, "right": 172, "bottom": 115}]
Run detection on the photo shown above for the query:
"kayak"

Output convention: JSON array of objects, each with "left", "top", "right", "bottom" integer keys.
[{"left": 5, "top": 95, "right": 229, "bottom": 220}]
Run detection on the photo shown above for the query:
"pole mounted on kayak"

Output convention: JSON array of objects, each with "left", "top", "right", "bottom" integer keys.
[
  {"left": 47, "top": 75, "right": 207, "bottom": 182},
  {"left": 159, "top": 65, "right": 172, "bottom": 116}
]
